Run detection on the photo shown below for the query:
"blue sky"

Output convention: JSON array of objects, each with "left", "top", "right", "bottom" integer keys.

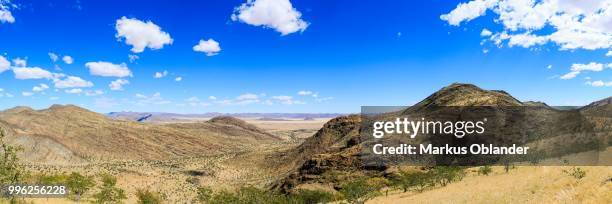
[{"left": 0, "top": 0, "right": 610, "bottom": 113}]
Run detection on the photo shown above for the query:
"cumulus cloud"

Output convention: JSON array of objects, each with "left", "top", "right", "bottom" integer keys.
[
  {"left": 480, "top": 28, "right": 492, "bottom": 37},
  {"left": 154, "top": 70, "right": 168, "bottom": 78},
  {"left": 175, "top": 76, "right": 182, "bottom": 81},
  {"left": 607, "top": 51, "right": 612, "bottom": 57},
  {"left": 442, "top": 0, "right": 612, "bottom": 50},
  {"left": 48, "top": 52, "right": 59, "bottom": 62},
  {"left": 0, "top": 55, "right": 9, "bottom": 73},
  {"left": 115, "top": 16, "right": 173, "bottom": 53},
  {"left": 208, "top": 96, "right": 217, "bottom": 100},
  {"left": 85, "top": 61, "right": 132, "bottom": 77},
  {"left": 12, "top": 57, "right": 26, "bottom": 67},
  {"left": 109, "top": 79, "right": 129, "bottom": 91},
  {"left": 193, "top": 39, "right": 221, "bottom": 56},
  {"left": 560, "top": 62, "right": 609, "bottom": 79},
  {"left": 62, "top": 55, "right": 73, "bottom": 64},
  {"left": 218, "top": 93, "right": 262, "bottom": 105},
  {"left": 54, "top": 76, "right": 94, "bottom": 89},
  {"left": 12, "top": 67, "right": 54, "bottom": 79},
  {"left": 231, "top": 0, "right": 309, "bottom": 35},
  {"left": 128, "top": 54, "right": 139, "bottom": 62},
  {"left": 586, "top": 80, "right": 612, "bottom": 87},
  {"left": 0, "top": 0, "right": 15, "bottom": 24},
  {"left": 32, "top": 83, "right": 49, "bottom": 92},
  {"left": 22, "top": 92, "right": 33, "bottom": 97},
  {"left": 184, "top": 96, "right": 209, "bottom": 107}
]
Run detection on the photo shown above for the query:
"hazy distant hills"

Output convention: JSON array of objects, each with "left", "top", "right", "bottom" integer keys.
[
  {"left": 0, "top": 105, "right": 281, "bottom": 164},
  {"left": 107, "top": 111, "right": 345, "bottom": 123}
]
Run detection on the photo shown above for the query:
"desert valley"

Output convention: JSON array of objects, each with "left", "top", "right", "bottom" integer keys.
[{"left": 0, "top": 83, "right": 611, "bottom": 203}]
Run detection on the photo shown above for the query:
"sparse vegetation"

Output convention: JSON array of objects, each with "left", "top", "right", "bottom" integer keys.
[
  {"left": 339, "top": 178, "right": 382, "bottom": 204},
  {"left": 195, "top": 186, "right": 213, "bottom": 203},
  {"left": 92, "top": 173, "right": 127, "bottom": 204},
  {"left": 136, "top": 189, "right": 164, "bottom": 204},
  {"left": 563, "top": 167, "right": 586, "bottom": 180},
  {"left": 0, "top": 128, "right": 25, "bottom": 185},
  {"left": 66, "top": 172, "right": 96, "bottom": 202},
  {"left": 292, "top": 189, "right": 334, "bottom": 204},
  {"left": 478, "top": 166, "right": 492, "bottom": 176}
]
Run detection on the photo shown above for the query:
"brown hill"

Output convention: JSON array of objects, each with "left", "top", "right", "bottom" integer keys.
[
  {"left": 273, "top": 83, "right": 609, "bottom": 192},
  {"left": 0, "top": 104, "right": 280, "bottom": 164}
]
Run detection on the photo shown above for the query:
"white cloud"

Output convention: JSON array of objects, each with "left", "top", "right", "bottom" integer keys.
[
  {"left": 193, "top": 39, "right": 221, "bottom": 56},
  {"left": 49, "top": 96, "right": 59, "bottom": 100},
  {"left": 134, "top": 92, "right": 171, "bottom": 105},
  {"left": 272, "top": 95, "right": 304, "bottom": 105},
  {"left": 65, "top": 88, "right": 83, "bottom": 94},
  {"left": 12, "top": 57, "right": 26, "bottom": 67},
  {"left": 12, "top": 67, "right": 54, "bottom": 79},
  {"left": 297, "top": 90, "right": 313, "bottom": 96},
  {"left": 0, "top": 55, "right": 9, "bottom": 73},
  {"left": 607, "top": 50, "right": 612, "bottom": 57},
  {"left": 115, "top": 16, "right": 173, "bottom": 53},
  {"left": 154, "top": 70, "right": 168, "bottom": 78},
  {"left": 208, "top": 96, "right": 217, "bottom": 100},
  {"left": 128, "top": 54, "right": 139, "bottom": 62},
  {"left": 62, "top": 55, "right": 73, "bottom": 64},
  {"left": 440, "top": 0, "right": 497, "bottom": 26},
  {"left": 547, "top": 65, "right": 552, "bottom": 69},
  {"left": 22, "top": 92, "right": 33, "bottom": 97},
  {"left": 442, "top": 0, "right": 612, "bottom": 50},
  {"left": 586, "top": 80, "right": 612, "bottom": 87},
  {"left": 480, "top": 28, "right": 492, "bottom": 37},
  {"left": 0, "top": 0, "right": 15, "bottom": 24},
  {"left": 560, "top": 62, "right": 608, "bottom": 79},
  {"left": 231, "top": 0, "right": 309, "bottom": 35},
  {"left": 175, "top": 76, "right": 182, "bottom": 81},
  {"left": 85, "top": 61, "right": 132, "bottom": 77},
  {"left": 54, "top": 76, "right": 94, "bottom": 89},
  {"left": 237, "top": 93, "right": 259, "bottom": 100},
  {"left": 85, "top": 90, "right": 104, "bottom": 96},
  {"left": 109, "top": 79, "right": 129, "bottom": 91},
  {"left": 315, "top": 96, "right": 333, "bottom": 102},
  {"left": 48, "top": 52, "right": 59, "bottom": 62},
  {"left": 32, "top": 83, "right": 49, "bottom": 92}
]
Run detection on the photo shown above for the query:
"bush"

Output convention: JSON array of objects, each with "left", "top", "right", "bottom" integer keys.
[
  {"left": 431, "top": 166, "right": 465, "bottom": 186},
  {"left": 0, "top": 128, "right": 25, "bottom": 184},
  {"left": 292, "top": 189, "right": 334, "bottom": 204},
  {"left": 92, "top": 173, "right": 127, "bottom": 204},
  {"left": 136, "top": 189, "right": 163, "bottom": 204},
  {"left": 339, "top": 178, "right": 382, "bottom": 204},
  {"left": 478, "top": 166, "right": 492, "bottom": 176},
  {"left": 66, "top": 172, "right": 95, "bottom": 202},
  {"left": 195, "top": 186, "right": 213, "bottom": 203},
  {"left": 563, "top": 167, "right": 586, "bottom": 180}
]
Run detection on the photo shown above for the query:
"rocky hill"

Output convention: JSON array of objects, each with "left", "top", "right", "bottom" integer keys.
[
  {"left": 0, "top": 105, "right": 280, "bottom": 164},
  {"left": 273, "top": 83, "right": 611, "bottom": 192}
]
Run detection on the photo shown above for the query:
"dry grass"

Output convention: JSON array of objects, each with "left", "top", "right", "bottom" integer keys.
[{"left": 369, "top": 166, "right": 612, "bottom": 204}]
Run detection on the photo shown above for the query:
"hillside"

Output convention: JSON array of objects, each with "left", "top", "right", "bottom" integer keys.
[
  {"left": 273, "top": 83, "right": 611, "bottom": 193},
  {"left": 0, "top": 105, "right": 281, "bottom": 164}
]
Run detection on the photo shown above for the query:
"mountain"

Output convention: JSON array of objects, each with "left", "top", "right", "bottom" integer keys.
[
  {"left": 273, "top": 83, "right": 610, "bottom": 192},
  {"left": 107, "top": 112, "right": 345, "bottom": 123},
  {"left": 0, "top": 105, "right": 280, "bottom": 164}
]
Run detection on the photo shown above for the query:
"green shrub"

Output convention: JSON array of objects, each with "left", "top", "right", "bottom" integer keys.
[
  {"left": 92, "top": 173, "right": 127, "bottom": 204},
  {"left": 136, "top": 189, "right": 163, "bottom": 204},
  {"left": 339, "top": 178, "right": 382, "bottom": 204},
  {"left": 66, "top": 172, "right": 95, "bottom": 202},
  {"left": 196, "top": 186, "right": 213, "bottom": 203},
  {"left": 431, "top": 166, "right": 465, "bottom": 186},
  {"left": 563, "top": 167, "right": 586, "bottom": 180},
  {"left": 478, "top": 166, "right": 492, "bottom": 176},
  {"left": 292, "top": 189, "right": 334, "bottom": 204}
]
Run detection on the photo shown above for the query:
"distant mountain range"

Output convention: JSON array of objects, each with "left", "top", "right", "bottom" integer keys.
[{"left": 106, "top": 112, "right": 346, "bottom": 123}]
